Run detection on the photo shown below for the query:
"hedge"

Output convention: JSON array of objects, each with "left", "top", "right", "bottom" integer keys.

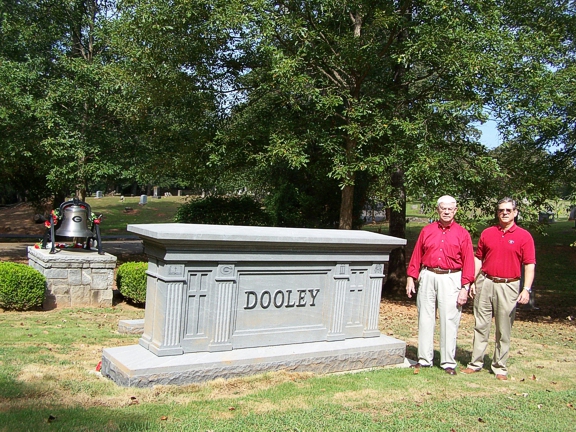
[
  {"left": 0, "top": 262, "right": 46, "bottom": 310},
  {"left": 116, "top": 261, "right": 148, "bottom": 304},
  {"left": 174, "top": 195, "right": 271, "bottom": 226}
]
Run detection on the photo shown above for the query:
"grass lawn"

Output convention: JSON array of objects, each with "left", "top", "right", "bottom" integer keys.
[
  {"left": 0, "top": 207, "right": 575, "bottom": 431},
  {"left": 84, "top": 196, "right": 189, "bottom": 236}
]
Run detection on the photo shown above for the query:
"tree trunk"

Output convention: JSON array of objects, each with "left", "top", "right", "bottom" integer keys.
[
  {"left": 51, "top": 191, "right": 67, "bottom": 210},
  {"left": 339, "top": 183, "right": 355, "bottom": 230},
  {"left": 382, "top": 167, "right": 407, "bottom": 297},
  {"left": 389, "top": 168, "right": 406, "bottom": 239},
  {"left": 339, "top": 134, "right": 357, "bottom": 230}
]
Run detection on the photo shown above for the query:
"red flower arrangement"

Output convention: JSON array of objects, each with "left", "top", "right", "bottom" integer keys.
[{"left": 44, "top": 209, "right": 61, "bottom": 228}]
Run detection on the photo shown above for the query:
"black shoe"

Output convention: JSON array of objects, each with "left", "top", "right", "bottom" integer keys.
[{"left": 444, "top": 368, "right": 457, "bottom": 375}]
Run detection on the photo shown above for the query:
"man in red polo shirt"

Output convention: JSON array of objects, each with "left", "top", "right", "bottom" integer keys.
[
  {"left": 462, "top": 197, "right": 536, "bottom": 380},
  {"left": 406, "top": 195, "right": 475, "bottom": 375}
]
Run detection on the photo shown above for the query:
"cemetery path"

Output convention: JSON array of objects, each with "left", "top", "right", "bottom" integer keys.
[{"left": 0, "top": 240, "right": 144, "bottom": 264}]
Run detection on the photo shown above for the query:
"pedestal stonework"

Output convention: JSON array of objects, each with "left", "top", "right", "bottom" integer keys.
[
  {"left": 101, "top": 223, "right": 407, "bottom": 387},
  {"left": 28, "top": 247, "right": 117, "bottom": 309}
]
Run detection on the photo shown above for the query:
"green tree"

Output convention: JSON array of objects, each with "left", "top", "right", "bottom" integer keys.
[
  {"left": 484, "top": 1, "right": 576, "bottom": 211},
  {"left": 210, "top": 0, "right": 530, "bottom": 233},
  {"left": 0, "top": 0, "right": 221, "bottom": 205}
]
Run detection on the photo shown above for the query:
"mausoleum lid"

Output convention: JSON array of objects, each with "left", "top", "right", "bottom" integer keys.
[{"left": 127, "top": 223, "right": 406, "bottom": 246}]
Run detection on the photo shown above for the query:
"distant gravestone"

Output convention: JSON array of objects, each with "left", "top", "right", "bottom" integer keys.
[
  {"left": 153, "top": 186, "right": 158, "bottom": 198},
  {"left": 538, "top": 211, "right": 554, "bottom": 223},
  {"left": 95, "top": 191, "right": 103, "bottom": 199},
  {"left": 177, "top": 190, "right": 182, "bottom": 197},
  {"left": 139, "top": 195, "right": 147, "bottom": 205}
]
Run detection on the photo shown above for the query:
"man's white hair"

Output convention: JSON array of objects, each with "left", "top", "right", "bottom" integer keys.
[{"left": 436, "top": 195, "right": 457, "bottom": 207}]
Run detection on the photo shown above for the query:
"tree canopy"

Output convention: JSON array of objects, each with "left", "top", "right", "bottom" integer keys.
[{"left": 1, "top": 0, "right": 575, "bottom": 228}]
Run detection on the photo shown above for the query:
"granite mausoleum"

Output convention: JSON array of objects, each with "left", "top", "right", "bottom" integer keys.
[{"left": 101, "top": 224, "right": 407, "bottom": 387}]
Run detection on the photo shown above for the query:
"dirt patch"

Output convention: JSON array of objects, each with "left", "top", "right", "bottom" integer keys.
[{"left": 0, "top": 202, "right": 46, "bottom": 236}]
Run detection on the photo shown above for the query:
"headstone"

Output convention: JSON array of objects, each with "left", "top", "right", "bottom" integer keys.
[
  {"left": 177, "top": 190, "right": 182, "bottom": 197},
  {"left": 139, "top": 195, "right": 147, "bottom": 205},
  {"left": 95, "top": 191, "right": 103, "bottom": 199},
  {"left": 118, "top": 319, "right": 145, "bottom": 334},
  {"left": 538, "top": 211, "right": 554, "bottom": 223},
  {"left": 153, "top": 186, "right": 158, "bottom": 198},
  {"left": 101, "top": 224, "right": 407, "bottom": 387}
]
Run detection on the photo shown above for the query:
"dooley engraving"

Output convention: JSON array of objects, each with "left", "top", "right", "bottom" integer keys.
[{"left": 244, "top": 289, "right": 320, "bottom": 310}]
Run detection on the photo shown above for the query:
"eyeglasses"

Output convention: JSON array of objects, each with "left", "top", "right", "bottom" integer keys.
[{"left": 498, "top": 208, "right": 515, "bottom": 214}]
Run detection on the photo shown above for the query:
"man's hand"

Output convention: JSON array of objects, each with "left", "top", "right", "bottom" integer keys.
[
  {"left": 517, "top": 289, "right": 530, "bottom": 305},
  {"left": 457, "top": 287, "right": 468, "bottom": 306},
  {"left": 469, "top": 282, "right": 476, "bottom": 299},
  {"left": 406, "top": 276, "right": 416, "bottom": 298}
]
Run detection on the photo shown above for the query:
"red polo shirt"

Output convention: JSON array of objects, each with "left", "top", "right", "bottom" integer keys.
[
  {"left": 476, "top": 223, "right": 536, "bottom": 279},
  {"left": 407, "top": 221, "right": 475, "bottom": 285}
]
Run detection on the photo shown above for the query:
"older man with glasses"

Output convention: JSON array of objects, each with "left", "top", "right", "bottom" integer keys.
[
  {"left": 406, "top": 195, "right": 475, "bottom": 375},
  {"left": 462, "top": 197, "right": 536, "bottom": 380}
]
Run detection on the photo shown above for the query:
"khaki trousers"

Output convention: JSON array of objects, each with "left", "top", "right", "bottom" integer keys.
[
  {"left": 467, "top": 274, "right": 520, "bottom": 376},
  {"left": 416, "top": 269, "right": 462, "bottom": 369}
]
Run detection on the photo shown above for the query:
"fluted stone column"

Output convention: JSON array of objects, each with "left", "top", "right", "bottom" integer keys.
[
  {"left": 327, "top": 263, "right": 348, "bottom": 341},
  {"left": 209, "top": 264, "right": 238, "bottom": 352},
  {"left": 364, "top": 263, "right": 385, "bottom": 337},
  {"left": 140, "top": 263, "right": 187, "bottom": 356}
]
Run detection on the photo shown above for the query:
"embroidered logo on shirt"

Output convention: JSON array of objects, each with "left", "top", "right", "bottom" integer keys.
[{"left": 508, "top": 240, "right": 515, "bottom": 244}]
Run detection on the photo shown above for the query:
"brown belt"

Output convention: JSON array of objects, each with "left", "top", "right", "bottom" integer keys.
[
  {"left": 483, "top": 272, "right": 520, "bottom": 283},
  {"left": 422, "top": 266, "right": 462, "bottom": 275}
]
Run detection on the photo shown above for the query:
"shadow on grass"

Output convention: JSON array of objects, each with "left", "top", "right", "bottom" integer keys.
[
  {"left": 1, "top": 403, "right": 158, "bottom": 432},
  {"left": 112, "top": 289, "right": 145, "bottom": 309},
  {"left": 383, "top": 289, "right": 575, "bottom": 327}
]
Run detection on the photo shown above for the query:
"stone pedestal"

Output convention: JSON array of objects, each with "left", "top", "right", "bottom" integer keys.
[
  {"left": 102, "top": 223, "right": 407, "bottom": 387},
  {"left": 103, "top": 335, "right": 406, "bottom": 387},
  {"left": 28, "top": 247, "right": 116, "bottom": 309}
]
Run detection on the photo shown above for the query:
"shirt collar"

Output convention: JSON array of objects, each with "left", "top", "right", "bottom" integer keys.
[
  {"left": 437, "top": 220, "right": 454, "bottom": 230},
  {"left": 498, "top": 222, "right": 517, "bottom": 233}
]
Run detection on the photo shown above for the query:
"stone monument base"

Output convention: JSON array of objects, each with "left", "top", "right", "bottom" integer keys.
[
  {"left": 101, "top": 335, "right": 406, "bottom": 387},
  {"left": 28, "top": 247, "right": 116, "bottom": 309},
  {"left": 118, "top": 319, "right": 145, "bottom": 334}
]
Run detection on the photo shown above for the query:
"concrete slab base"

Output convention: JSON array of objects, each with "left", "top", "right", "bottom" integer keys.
[
  {"left": 118, "top": 319, "right": 145, "bottom": 334},
  {"left": 101, "top": 335, "right": 406, "bottom": 387}
]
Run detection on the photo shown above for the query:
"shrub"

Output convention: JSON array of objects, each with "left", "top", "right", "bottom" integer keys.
[
  {"left": 174, "top": 195, "right": 271, "bottom": 226},
  {"left": 0, "top": 262, "right": 46, "bottom": 310},
  {"left": 116, "top": 261, "right": 148, "bottom": 304}
]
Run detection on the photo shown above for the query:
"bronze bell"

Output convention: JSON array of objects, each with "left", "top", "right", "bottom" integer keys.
[{"left": 55, "top": 204, "right": 94, "bottom": 238}]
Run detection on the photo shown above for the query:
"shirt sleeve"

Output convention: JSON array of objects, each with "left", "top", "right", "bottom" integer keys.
[
  {"left": 460, "top": 229, "right": 475, "bottom": 285},
  {"left": 475, "top": 232, "right": 485, "bottom": 261},
  {"left": 406, "top": 231, "right": 424, "bottom": 280},
  {"left": 522, "top": 233, "right": 537, "bottom": 265}
]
